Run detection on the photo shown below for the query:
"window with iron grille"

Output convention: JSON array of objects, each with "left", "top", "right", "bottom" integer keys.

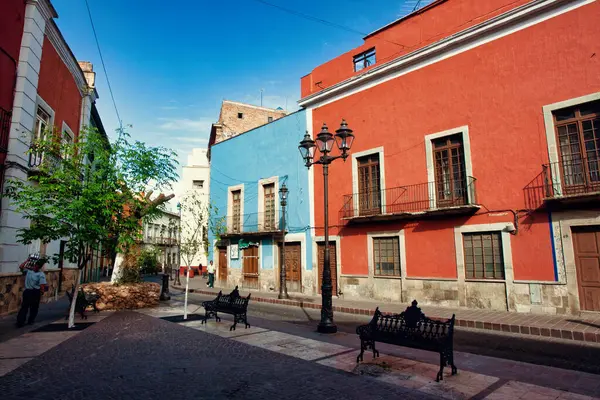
[
  {"left": 357, "top": 153, "right": 381, "bottom": 216},
  {"left": 373, "top": 237, "right": 400, "bottom": 277},
  {"left": 553, "top": 100, "right": 600, "bottom": 192},
  {"left": 463, "top": 232, "right": 505, "bottom": 279},
  {"left": 232, "top": 190, "right": 241, "bottom": 232},
  {"left": 263, "top": 183, "right": 275, "bottom": 230},
  {"left": 62, "top": 127, "right": 73, "bottom": 160},
  {"left": 353, "top": 48, "right": 376, "bottom": 72}
]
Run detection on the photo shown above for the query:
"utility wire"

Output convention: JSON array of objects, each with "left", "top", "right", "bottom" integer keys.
[
  {"left": 248, "top": 0, "right": 407, "bottom": 48},
  {"left": 84, "top": 0, "right": 122, "bottom": 129}
]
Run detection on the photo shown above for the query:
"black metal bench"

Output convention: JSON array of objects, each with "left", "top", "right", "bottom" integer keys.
[
  {"left": 356, "top": 300, "right": 457, "bottom": 382},
  {"left": 201, "top": 286, "right": 251, "bottom": 331},
  {"left": 65, "top": 285, "right": 100, "bottom": 320}
]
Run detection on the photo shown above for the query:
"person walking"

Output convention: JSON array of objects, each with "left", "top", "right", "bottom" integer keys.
[
  {"left": 206, "top": 260, "right": 215, "bottom": 288},
  {"left": 16, "top": 254, "right": 48, "bottom": 327}
]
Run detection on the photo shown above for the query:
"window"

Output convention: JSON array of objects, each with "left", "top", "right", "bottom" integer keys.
[
  {"left": 433, "top": 134, "right": 467, "bottom": 206},
  {"left": 373, "top": 237, "right": 400, "bottom": 276},
  {"left": 553, "top": 100, "right": 600, "bottom": 191},
  {"left": 237, "top": 112, "right": 243, "bottom": 119},
  {"left": 62, "top": 127, "right": 73, "bottom": 159},
  {"left": 268, "top": 116, "right": 273, "bottom": 123},
  {"left": 30, "top": 106, "right": 51, "bottom": 166},
  {"left": 193, "top": 180, "right": 204, "bottom": 189},
  {"left": 232, "top": 189, "right": 241, "bottom": 232},
  {"left": 353, "top": 48, "right": 376, "bottom": 72},
  {"left": 463, "top": 232, "right": 505, "bottom": 279},
  {"left": 357, "top": 153, "right": 381, "bottom": 215},
  {"left": 263, "top": 183, "right": 275, "bottom": 230}
]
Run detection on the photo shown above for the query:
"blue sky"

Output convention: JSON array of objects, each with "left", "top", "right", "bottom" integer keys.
[{"left": 51, "top": 0, "right": 428, "bottom": 166}]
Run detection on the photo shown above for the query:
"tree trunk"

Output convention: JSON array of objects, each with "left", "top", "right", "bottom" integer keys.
[
  {"left": 110, "top": 253, "right": 125, "bottom": 284},
  {"left": 68, "top": 269, "right": 81, "bottom": 329}
]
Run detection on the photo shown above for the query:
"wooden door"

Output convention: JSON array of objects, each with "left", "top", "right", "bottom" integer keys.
[
  {"left": 232, "top": 190, "right": 241, "bottom": 232},
  {"left": 433, "top": 134, "right": 467, "bottom": 207},
  {"left": 317, "top": 242, "right": 337, "bottom": 296},
  {"left": 218, "top": 248, "right": 228, "bottom": 282},
  {"left": 243, "top": 246, "right": 259, "bottom": 289},
  {"left": 279, "top": 242, "right": 302, "bottom": 292},
  {"left": 357, "top": 154, "right": 381, "bottom": 216},
  {"left": 264, "top": 183, "right": 276, "bottom": 230},
  {"left": 573, "top": 226, "right": 600, "bottom": 311}
]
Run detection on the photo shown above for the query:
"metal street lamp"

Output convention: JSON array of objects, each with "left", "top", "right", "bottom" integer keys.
[
  {"left": 299, "top": 119, "right": 355, "bottom": 334},
  {"left": 278, "top": 183, "right": 289, "bottom": 300}
]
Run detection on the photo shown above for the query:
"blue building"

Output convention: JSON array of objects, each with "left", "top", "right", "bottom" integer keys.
[{"left": 208, "top": 109, "right": 314, "bottom": 294}]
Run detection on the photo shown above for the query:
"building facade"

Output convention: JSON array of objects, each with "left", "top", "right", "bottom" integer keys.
[
  {"left": 1, "top": 0, "right": 101, "bottom": 274},
  {"left": 179, "top": 147, "right": 210, "bottom": 267},
  {"left": 207, "top": 100, "right": 287, "bottom": 157},
  {"left": 299, "top": 0, "right": 600, "bottom": 314},
  {"left": 142, "top": 210, "right": 180, "bottom": 273},
  {"left": 208, "top": 110, "right": 315, "bottom": 294}
]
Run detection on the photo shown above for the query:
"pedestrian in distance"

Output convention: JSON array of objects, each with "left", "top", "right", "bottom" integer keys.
[
  {"left": 206, "top": 260, "right": 215, "bottom": 288},
  {"left": 16, "top": 253, "right": 48, "bottom": 328}
]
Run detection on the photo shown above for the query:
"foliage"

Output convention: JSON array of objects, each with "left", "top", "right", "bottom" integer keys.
[
  {"left": 138, "top": 247, "right": 160, "bottom": 275},
  {"left": 4, "top": 126, "right": 178, "bottom": 272},
  {"left": 209, "top": 204, "right": 227, "bottom": 244},
  {"left": 179, "top": 191, "right": 209, "bottom": 268}
]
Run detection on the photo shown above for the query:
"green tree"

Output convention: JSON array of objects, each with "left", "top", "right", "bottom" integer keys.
[{"left": 4, "top": 126, "right": 178, "bottom": 327}]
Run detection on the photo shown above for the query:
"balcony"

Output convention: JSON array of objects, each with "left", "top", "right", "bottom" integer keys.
[
  {"left": 222, "top": 212, "right": 283, "bottom": 238},
  {"left": 524, "top": 160, "right": 600, "bottom": 209},
  {"left": 340, "top": 177, "right": 479, "bottom": 223}
]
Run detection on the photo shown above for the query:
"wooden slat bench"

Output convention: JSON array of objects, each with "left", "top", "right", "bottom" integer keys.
[{"left": 356, "top": 300, "right": 457, "bottom": 382}]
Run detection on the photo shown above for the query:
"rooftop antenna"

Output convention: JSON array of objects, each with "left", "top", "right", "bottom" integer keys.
[{"left": 260, "top": 89, "right": 264, "bottom": 107}]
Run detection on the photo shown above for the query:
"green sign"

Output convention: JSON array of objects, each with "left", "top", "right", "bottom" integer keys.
[{"left": 239, "top": 239, "right": 259, "bottom": 249}]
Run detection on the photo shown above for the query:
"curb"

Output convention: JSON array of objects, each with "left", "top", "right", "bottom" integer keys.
[{"left": 170, "top": 285, "right": 599, "bottom": 344}]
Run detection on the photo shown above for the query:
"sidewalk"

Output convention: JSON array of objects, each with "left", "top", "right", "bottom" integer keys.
[{"left": 172, "top": 278, "right": 600, "bottom": 345}]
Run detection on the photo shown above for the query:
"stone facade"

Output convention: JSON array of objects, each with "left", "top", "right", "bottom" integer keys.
[
  {"left": 209, "top": 100, "right": 287, "bottom": 148},
  {"left": 0, "top": 267, "right": 78, "bottom": 316}
]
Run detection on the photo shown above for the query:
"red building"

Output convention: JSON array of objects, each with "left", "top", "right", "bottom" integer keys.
[
  {"left": 0, "top": 0, "right": 103, "bottom": 273},
  {"left": 300, "top": 0, "right": 600, "bottom": 314}
]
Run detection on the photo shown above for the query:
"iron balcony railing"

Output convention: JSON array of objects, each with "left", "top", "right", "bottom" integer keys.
[
  {"left": 340, "top": 176, "right": 477, "bottom": 219},
  {"left": 0, "top": 107, "right": 11, "bottom": 155},
  {"left": 225, "top": 211, "right": 282, "bottom": 235},
  {"left": 524, "top": 160, "right": 600, "bottom": 209}
]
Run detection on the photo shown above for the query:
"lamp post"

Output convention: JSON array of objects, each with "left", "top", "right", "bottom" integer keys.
[
  {"left": 299, "top": 120, "right": 355, "bottom": 334},
  {"left": 278, "top": 183, "right": 289, "bottom": 300}
]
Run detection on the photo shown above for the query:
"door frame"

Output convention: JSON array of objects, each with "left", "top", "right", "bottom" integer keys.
[
  {"left": 549, "top": 210, "right": 600, "bottom": 314},
  {"left": 425, "top": 126, "right": 474, "bottom": 207},
  {"left": 217, "top": 247, "right": 228, "bottom": 282},
  {"left": 275, "top": 232, "right": 307, "bottom": 293},
  {"left": 313, "top": 235, "right": 342, "bottom": 296},
  {"left": 571, "top": 225, "right": 600, "bottom": 312}
]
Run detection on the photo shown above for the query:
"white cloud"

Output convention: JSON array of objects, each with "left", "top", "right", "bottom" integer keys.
[
  {"left": 171, "top": 136, "right": 209, "bottom": 144},
  {"left": 157, "top": 117, "right": 213, "bottom": 132},
  {"left": 160, "top": 106, "right": 179, "bottom": 110}
]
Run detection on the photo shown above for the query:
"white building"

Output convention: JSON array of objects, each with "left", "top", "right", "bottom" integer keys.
[
  {"left": 179, "top": 148, "right": 210, "bottom": 267},
  {"left": 142, "top": 210, "right": 180, "bottom": 272}
]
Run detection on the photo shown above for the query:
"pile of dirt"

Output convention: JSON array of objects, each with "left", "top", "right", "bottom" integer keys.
[{"left": 82, "top": 282, "right": 160, "bottom": 310}]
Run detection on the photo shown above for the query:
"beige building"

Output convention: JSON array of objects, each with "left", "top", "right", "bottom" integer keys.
[{"left": 207, "top": 100, "right": 287, "bottom": 156}]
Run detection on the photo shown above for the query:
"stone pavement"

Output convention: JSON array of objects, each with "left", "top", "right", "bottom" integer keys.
[
  {"left": 0, "top": 299, "right": 599, "bottom": 399},
  {"left": 142, "top": 300, "right": 600, "bottom": 399},
  {"left": 173, "top": 278, "right": 600, "bottom": 344},
  {"left": 0, "top": 310, "right": 435, "bottom": 400}
]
